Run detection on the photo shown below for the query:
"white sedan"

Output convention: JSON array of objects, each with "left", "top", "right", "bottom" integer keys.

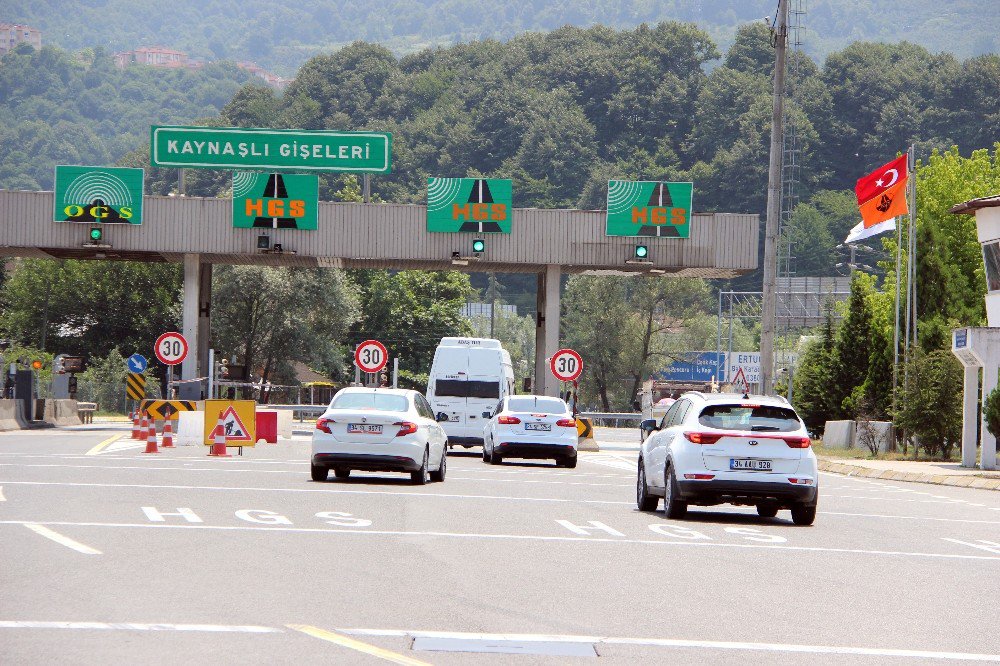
[
  {"left": 311, "top": 387, "right": 448, "bottom": 484},
  {"left": 482, "top": 395, "right": 578, "bottom": 467}
]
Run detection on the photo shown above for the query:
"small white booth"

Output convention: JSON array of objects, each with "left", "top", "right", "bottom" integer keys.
[{"left": 949, "top": 195, "right": 1000, "bottom": 470}]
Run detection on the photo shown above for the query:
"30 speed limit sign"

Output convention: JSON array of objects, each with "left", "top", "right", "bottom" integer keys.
[
  {"left": 550, "top": 348, "right": 583, "bottom": 382},
  {"left": 354, "top": 339, "right": 388, "bottom": 373},
  {"left": 154, "top": 332, "right": 188, "bottom": 366}
]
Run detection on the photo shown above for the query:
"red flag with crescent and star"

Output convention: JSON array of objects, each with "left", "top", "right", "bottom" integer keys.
[{"left": 855, "top": 154, "right": 909, "bottom": 228}]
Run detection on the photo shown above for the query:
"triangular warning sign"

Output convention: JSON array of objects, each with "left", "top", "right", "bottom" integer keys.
[
  {"left": 219, "top": 405, "right": 252, "bottom": 443},
  {"left": 731, "top": 367, "right": 749, "bottom": 394}
]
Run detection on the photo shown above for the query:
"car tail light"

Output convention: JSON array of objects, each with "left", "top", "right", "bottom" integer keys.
[
  {"left": 393, "top": 421, "right": 418, "bottom": 436},
  {"left": 684, "top": 474, "right": 715, "bottom": 480},
  {"left": 556, "top": 418, "right": 577, "bottom": 427},
  {"left": 788, "top": 477, "right": 814, "bottom": 485},
  {"left": 784, "top": 436, "right": 811, "bottom": 448},
  {"left": 684, "top": 432, "right": 723, "bottom": 444},
  {"left": 316, "top": 418, "right": 334, "bottom": 434},
  {"left": 497, "top": 416, "right": 521, "bottom": 424}
]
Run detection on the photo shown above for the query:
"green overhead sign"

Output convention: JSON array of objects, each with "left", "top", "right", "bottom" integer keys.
[
  {"left": 54, "top": 166, "right": 144, "bottom": 224},
  {"left": 150, "top": 125, "right": 392, "bottom": 173},
  {"left": 232, "top": 172, "right": 318, "bottom": 230},
  {"left": 606, "top": 180, "right": 693, "bottom": 238},
  {"left": 427, "top": 177, "right": 512, "bottom": 233}
]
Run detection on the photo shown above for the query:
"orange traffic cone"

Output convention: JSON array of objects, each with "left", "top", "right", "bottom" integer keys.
[
  {"left": 143, "top": 413, "right": 159, "bottom": 454},
  {"left": 208, "top": 411, "right": 231, "bottom": 457},
  {"left": 161, "top": 419, "right": 175, "bottom": 448},
  {"left": 131, "top": 411, "right": 142, "bottom": 439}
]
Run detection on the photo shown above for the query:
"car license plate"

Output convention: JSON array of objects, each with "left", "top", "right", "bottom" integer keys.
[
  {"left": 449, "top": 415, "right": 460, "bottom": 422},
  {"left": 730, "top": 458, "right": 772, "bottom": 471},
  {"left": 347, "top": 424, "right": 382, "bottom": 434},
  {"left": 524, "top": 423, "right": 551, "bottom": 431}
]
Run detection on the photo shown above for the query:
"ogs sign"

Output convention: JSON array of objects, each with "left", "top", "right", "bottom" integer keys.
[{"left": 54, "top": 166, "right": 144, "bottom": 225}]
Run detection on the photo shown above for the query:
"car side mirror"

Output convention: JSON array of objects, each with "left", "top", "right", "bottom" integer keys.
[
  {"left": 436, "top": 412, "right": 449, "bottom": 422},
  {"left": 640, "top": 419, "right": 658, "bottom": 437}
]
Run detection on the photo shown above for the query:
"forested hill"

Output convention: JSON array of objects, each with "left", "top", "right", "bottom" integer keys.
[
  {"left": 4, "top": 0, "right": 997, "bottom": 76},
  {"left": 0, "top": 46, "right": 256, "bottom": 191}
]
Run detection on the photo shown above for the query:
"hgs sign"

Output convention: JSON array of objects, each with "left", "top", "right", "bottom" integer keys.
[
  {"left": 54, "top": 166, "right": 144, "bottom": 225},
  {"left": 232, "top": 172, "right": 318, "bottom": 230},
  {"left": 427, "top": 177, "right": 512, "bottom": 233}
]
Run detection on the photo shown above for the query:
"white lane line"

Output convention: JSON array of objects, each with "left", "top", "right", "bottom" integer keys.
[
  {"left": 943, "top": 538, "right": 1000, "bottom": 555},
  {"left": 3, "top": 519, "right": 1000, "bottom": 562},
  {"left": 0, "top": 621, "right": 279, "bottom": 633},
  {"left": 0, "top": 480, "right": 633, "bottom": 506},
  {"left": 820, "top": 511, "right": 1000, "bottom": 525},
  {"left": 0, "top": 485, "right": 5, "bottom": 501},
  {"left": 338, "top": 628, "right": 1000, "bottom": 662},
  {"left": 288, "top": 624, "right": 431, "bottom": 665},
  {"left": 23, "top": 524, "right": 102, "bottom": 555}
]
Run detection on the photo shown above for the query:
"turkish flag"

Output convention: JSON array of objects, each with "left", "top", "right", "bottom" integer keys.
[{"left": 855, "top": 154, "right": 909, "bottom": 227}]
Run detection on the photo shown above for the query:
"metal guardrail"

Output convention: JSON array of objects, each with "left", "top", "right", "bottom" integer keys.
[{"left": 264, "top": 404, "right": 327, "bottom": 422}]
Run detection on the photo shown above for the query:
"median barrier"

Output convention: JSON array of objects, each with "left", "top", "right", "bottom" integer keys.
[
  {"left": 41, "top": 399, "right": 82, "bottom": 427},
  {"left": 256, "top": 410, "right": 278, "bottom": 444},
  {"left": 276, "top": 409, "right": 293, "bottom": 438},
  {"left": 822, "top": 420, "right": 855, "bottom": 449},
  {"left": 576, "top": 417, "right": 599, "bottom": 452},
  {"left": 0, "top": 399, "right": 22, "bottom": 431},
  {"left": 176, "top": 411, "right": 205, "bottom": 446}
]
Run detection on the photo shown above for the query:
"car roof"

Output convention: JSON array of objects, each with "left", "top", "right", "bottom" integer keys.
[
  {"left": 335, "top": 387, "right": 414, "bottom": 397},
  {"left": 679, "top": 391, "right": 791, "bottom": 407}
]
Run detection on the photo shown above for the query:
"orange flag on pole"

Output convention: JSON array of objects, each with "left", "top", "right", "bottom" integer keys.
[{"left": 855, "top": 154, "right": 909, "bottom": 227}]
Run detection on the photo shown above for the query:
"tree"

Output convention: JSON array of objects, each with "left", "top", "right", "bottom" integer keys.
[
  {"left": 793, "top": 307, "right": 838, "bottom": 434},
  {"left": 831, "top": 272, "right": 877, "bottom": 417},
  {"left": 984, "top": 384, "right": 1000, "bottom": 439},
  {"left": 895, "top": 348, "right": 963, "bottom": 459}
]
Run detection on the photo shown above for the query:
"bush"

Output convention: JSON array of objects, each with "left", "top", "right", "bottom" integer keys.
[{"left": 984, "top": 384, "right": 1000, "bottom": 439}]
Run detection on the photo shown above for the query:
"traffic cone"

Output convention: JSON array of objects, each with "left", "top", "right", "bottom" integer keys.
[
  {"left": 136, "top": 412, "right": 148, "bottom": 440},
  {"left": 143, "top": 413, "right": 159, "bottom": 454},
  {"left": 161, "top": 419, "right": 175, "bottom": 448},
  {"left": 208, "top": 411, "right": 231, "bottom": 457},
  {"left": 131, "top": 411, "right": 141, "bottom": 439}
]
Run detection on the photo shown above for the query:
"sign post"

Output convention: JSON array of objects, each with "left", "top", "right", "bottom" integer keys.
[{"left": 154, "top": 332, "right": 188, "bottom": 398}]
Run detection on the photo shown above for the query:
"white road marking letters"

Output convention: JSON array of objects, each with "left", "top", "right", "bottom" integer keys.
[
  {"left": 235, "top": 510, "right": 292, "bottom": 525},
  {"left": 141, "top": 507, "right": 203, "bottom": 523},
  {"left": 555, "top": 520, "right": 626, "bottom": 537}
]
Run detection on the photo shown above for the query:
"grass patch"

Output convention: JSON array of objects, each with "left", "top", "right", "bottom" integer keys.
[{"left": 813, "top": 442, "right": 962, "bottom": 463}]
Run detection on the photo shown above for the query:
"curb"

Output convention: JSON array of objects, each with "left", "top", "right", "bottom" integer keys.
[{"left": 818, "top": 459, "right": 1000, "bottom": 491}]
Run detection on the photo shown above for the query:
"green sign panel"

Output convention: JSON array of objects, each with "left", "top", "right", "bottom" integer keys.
[
  {"left": 427, "top": 177, "right": 513, "bottom": 233},
  {"left": 606, "top": 180, "right": 693, "bottom": 238},
  {"left": 232, "top": 172, "right": 318, "bottom": 229},
  {"left": 53, "top": 166, "right": 144, "bottom": 224},
  {"left": 150, "top": 125, "right": 392, "bottom": 173}
]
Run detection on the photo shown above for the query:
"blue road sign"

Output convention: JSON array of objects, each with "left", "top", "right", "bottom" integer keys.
[
  {"left": 126, "top": 353, "right": 148, "bottom": 374},
  {"left": 654, "top": 352, "right": 725, "bottom": 382}
]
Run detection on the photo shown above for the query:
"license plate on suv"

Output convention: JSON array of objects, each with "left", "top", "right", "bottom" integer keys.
[
  {"left": 524, "top": 423, "right": 551, "bottom": 431},
  {"left": 348, "top": 424, "right": 382, "bottom": 434},
  {"left": 730, "top": 458, "right": 772, "bottom": 471}
]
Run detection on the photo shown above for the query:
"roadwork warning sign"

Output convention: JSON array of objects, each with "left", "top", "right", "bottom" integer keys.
[{"left": 203, "top": 400, "right": 256, "bottom": 446}]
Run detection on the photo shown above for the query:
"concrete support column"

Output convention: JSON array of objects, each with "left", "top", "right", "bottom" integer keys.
[
  {"left": 179, "top": 254, "right": 200, "bottom": 399},
  {"left": 533, "top": 265, "right": 562, "bottom": 397},
  {"left": 962, "top": 366, "right": 979, "bottom": 468},
  {"left": 197, "top": 263, "right": 212, "bottom": 398},
  {"left": 981, "top": 364, "right": 998, "bottom": 471}
]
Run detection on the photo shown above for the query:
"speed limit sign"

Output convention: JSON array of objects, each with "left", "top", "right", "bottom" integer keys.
[
  {"left": 154, "top": 332, "right": 189, "bottom": 366},
  {"left": 354, "top": 339, "right": 388, "bottom": 373},
  {"left": 550, "top": 348, "right": 583, "bottom": 382}
]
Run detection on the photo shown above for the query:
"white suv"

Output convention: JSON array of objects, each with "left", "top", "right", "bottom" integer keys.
[{"left": 636, "top": 392, "right": 818, "bottom": 525}]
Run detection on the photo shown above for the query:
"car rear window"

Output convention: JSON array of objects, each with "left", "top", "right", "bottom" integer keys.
[
  {"left": 330, "top": 393, "right": 409, "bottom": 412},
  {"left": 434, "top": 380, "right": 500, "bottom": 399},
  {"left": 698, "top": 404, "right": 800, "bottom": 432},
  {"left": 507, "top": 397, "right": 567, "bottom": 414}
]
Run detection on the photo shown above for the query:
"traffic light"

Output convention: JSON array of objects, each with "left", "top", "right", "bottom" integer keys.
[
  {"left": 472, "top": 239, "right": 485, "bottom": 254},
  {"left": 89, "top": 227, "right": 103, "bottom": 242},
  {"left": 634, "top": 244, "right": 649, "bottom": 259}
]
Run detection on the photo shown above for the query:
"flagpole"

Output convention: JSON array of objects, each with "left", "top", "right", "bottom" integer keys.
[{"left": 909, "top": 144, "right": 918, "bottom": 347}]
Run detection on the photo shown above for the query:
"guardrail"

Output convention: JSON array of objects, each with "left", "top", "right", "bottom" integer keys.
[
  {"left": 263, "top": 404, "right": 327, "bottom": 422},
  {"left": 77, "top": 401, "right": 98, "bottom": 424}
]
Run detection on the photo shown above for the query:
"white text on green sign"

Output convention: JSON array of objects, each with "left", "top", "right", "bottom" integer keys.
[
  {"left": 150, "top": 126, "right": 392, "bottom": 173},
  {"left": 606, "top": 181, "right": 693, "bottom": 238},
  {"left": 53, "top": 166, "right": 144, "bottom": 225}
]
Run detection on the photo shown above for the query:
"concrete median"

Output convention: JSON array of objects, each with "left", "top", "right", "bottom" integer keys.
[{"left": 0, "top": 399, "right": 25, "bottom": 432}]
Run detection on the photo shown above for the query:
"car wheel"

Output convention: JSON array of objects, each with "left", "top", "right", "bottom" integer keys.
[
  {"left": 563, "top": 455, "right": 577, "bottom": 469},
  {"left": 430, "top": 449, "right": 447, "bottom": 482},
  {"left": 482, "top": 444, "right": 490, "bottom": 463},
  {"left": 310, "top": 464, "right": 328, "bottom": 482},
  {"left": 411, "top": 448, "right": 430, "bottom": 485},
  {"left": 756, "top": 503, "right": 778, "bottom": 518},
  {"left": 663, "top": 464, "right": 688, "bottom": 519},
  {"left": 334, "top": 468, "right": 350, "bottom": 479},
  {"left": 636, "top": 459, "right": 659, "bottom": 511},
  {"left": 490, "top": 453, "right": 503, "bottom": 465},
  {"left": 791, "top": 502, "right": 817, "bottom": 526}
]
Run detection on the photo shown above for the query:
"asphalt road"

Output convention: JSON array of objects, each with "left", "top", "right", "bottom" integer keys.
[{"left": 1, "top": 427, "right": 999, "bottom": 664}]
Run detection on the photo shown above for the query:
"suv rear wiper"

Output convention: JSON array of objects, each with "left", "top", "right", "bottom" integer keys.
[{"left": 750, "top": 425, "right": 781, "bottom": 432}]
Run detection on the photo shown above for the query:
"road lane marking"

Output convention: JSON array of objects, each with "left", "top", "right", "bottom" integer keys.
[
  {"left": 943, "top": 538, "right": 1000, "bottom": 555},
  {"left": 287, "top": 624, "right": 431, "bottom": 665},
  {"left": 3, "top": 519, "right": 1000, "bottom": 562},
  {"left": 0, "top": 486, "right": 5, "bottom": 501},
  {"left": 23, "top": 524, "right": 101, "bottom": 555},
  {"left": 338, "top": 628, "right": 1000, "bottom": 662},
  {"left": 0, "top": 621, "right": 280, "bottom": 632},
  {"left": 85, "top": 434, "right": 125, "bottom": 456}
]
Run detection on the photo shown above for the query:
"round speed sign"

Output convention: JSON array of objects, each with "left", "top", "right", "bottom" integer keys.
[
  {"left": 154, "top": 332, "right": 189, "bottom": 366},
  {"left": 354, "top": 339, "right": 388, "bottom": 373},
  {"left": 550, "top": 348, "right": 583, "bottom": 382}
]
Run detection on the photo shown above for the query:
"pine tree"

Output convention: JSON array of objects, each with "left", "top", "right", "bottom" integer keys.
[{"left": 831, "top": 273, "right": 876, "bottom": 417}]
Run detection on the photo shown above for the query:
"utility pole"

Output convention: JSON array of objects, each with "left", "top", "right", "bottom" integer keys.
[
  {"left": 759, "top": 0, "right": 788, "bottom": 396},
  {"left": 488, "top": 272, "right": 497, "bottom": 338}
]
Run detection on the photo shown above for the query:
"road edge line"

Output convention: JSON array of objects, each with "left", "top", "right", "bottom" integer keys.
[{"left": 287, "top": 624, "right": 431, "bottom": 665}]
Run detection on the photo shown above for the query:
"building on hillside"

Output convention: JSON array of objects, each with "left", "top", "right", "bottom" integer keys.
[
  {"left": 113, "top": 47, "right": 200, "bottom": 69},
  {"left": 0, "top": 23, "right": 41, "bottom": 55},
  {"left": 236, "top": 61, "right": 290, "bottom": 89}
]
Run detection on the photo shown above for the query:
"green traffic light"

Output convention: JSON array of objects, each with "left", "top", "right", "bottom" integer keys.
[
  {"left": 635, "top": 245, "right": 649, "bottom": 258},
  {"left": 89, "top": 227, "right": 102, "bottom": 241},
  {"left": 472, "top": 239, "right": 485, "bottom": 253}
]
